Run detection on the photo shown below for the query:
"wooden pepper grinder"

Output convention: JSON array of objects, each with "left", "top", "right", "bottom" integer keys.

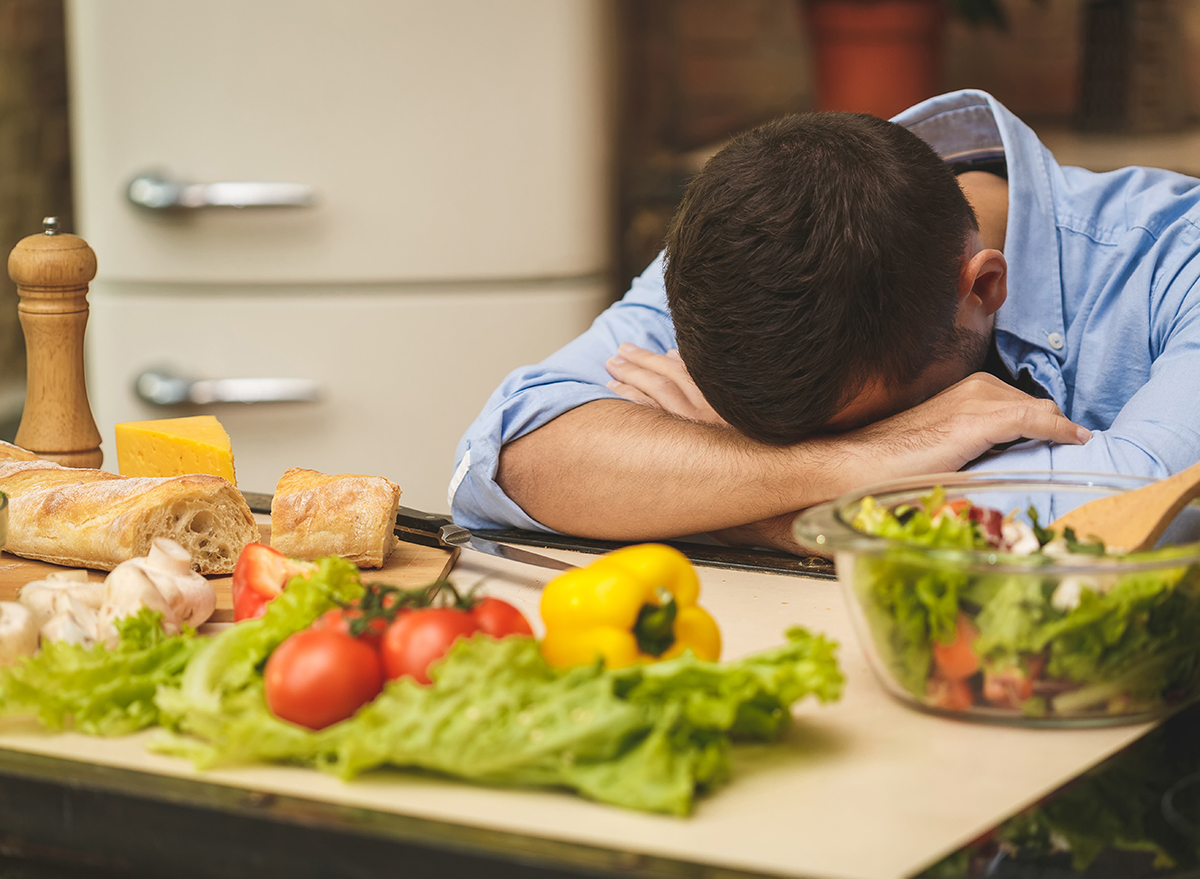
[{"left": 7, "top": 217, "right": 103, "bottom": 469}]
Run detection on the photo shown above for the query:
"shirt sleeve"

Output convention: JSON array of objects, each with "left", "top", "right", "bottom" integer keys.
[
  {"left": 968, "top": 273, "right": 1200, "bottom": 512},
  {"left": 449, "top": 253, "right": 675, "bottom": 530}
]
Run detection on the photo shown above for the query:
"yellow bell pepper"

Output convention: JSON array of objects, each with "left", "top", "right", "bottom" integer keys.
[{"left": 539, "top": 543, "right": 722, "bottom": 669}]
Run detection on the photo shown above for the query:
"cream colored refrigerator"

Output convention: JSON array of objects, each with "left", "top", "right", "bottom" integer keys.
[{"left": 67, "top": 0, "right": 613, "bottom": 512}]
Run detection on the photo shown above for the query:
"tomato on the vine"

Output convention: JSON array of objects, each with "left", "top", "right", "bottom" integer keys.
[
  {"left": 313, "top": 606, "right": 391, "bottom": 649},
  {"left": 264, "top": 628, "right": 383, "bottom": 730},
  {"left": 470, "top": 597, "right": 533, "bottom": 638},
  {"left": 380, "top": 608, "right": 481, "bottom": 685}
]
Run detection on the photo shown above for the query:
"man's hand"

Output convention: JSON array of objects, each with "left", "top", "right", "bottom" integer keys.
[
  {"left": 606, "top": 344, "right": 729, "bottom": 427},
  {"left": 702, "top": 374, "right": 1091, "bottom": 555},
  {"left": 846, "top": 372, "right": 1091, "bottom": 479},
  {"left": 707, "top": 512, "right": 813, "bottom": 555}
]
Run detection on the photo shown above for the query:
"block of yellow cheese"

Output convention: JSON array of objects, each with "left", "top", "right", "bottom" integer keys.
[{"left": 115, "top": 415, "right": 237, "bottom": 485}]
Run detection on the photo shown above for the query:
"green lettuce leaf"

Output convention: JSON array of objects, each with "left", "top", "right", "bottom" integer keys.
[
  {"left": 849, "top": 549, "right": 970, "bottom": 696},
  {"left": 0, "top": 608, "right": 200, "bottom": 736},
  {"left": 852, "top": 490, "right": 986, "bottom": 551},
  {"left": 849, "top": 491, "right": 994, "bottom": 696},
  {"left": 156, "top": 627, "right": 843, "bottom": 816},
  {"left": 154, "top": 555, "right": 363, "bottom": 758},
  {"left": 853, "top": 488, "right": 1200, "bottom": 714},
  {"left": 974, "top": 564, "right": 1200, "bottom": 712},
  {"left": 10, "top": 552, "right": 843, "bottom": 815},
  {"left": 972, "top": 573, "right": 1053, "bottom": 660}
]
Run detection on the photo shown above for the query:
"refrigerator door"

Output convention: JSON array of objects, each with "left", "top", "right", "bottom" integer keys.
[
  {"left": 67, "top": 0, "right": 611, "bottom": 282},
  {"left": 87, "top": 278, "right": 609, "bottom": 511},
  {"left": 66, "top": 0, "right": 614, "bottom": 510}
]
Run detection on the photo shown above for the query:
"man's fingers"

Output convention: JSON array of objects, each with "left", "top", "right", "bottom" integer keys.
[
  {"left": 606, "top": 379, "right": 657, "bottom": 408},
  {"left": 606, "top": 344, "right": 728, "bottom": 426},
  {"left": 607, "top": 354, "right": 689, "bottom": 405},
  {"left": 1006, "top": 402, "right": 1092, "bottom": 446},
  {"left": 942, "top": 374, "right": 1090, "bottom": 446},
  {"left": 615, "top": 344, "right": 693, "bottom": 386},
  {"left": 857, "top": 373, "right": 1096, "bottom": 479}
]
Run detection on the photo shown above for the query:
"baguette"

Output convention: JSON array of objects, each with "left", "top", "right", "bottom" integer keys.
[
  {"left": 0, "top": 440, "right": 45, "bottom": 462},
  {"left": 270, "top": 468, "right": 401, "bottom": 568},
  {"left": 0, "top": 460, "right": 258, "bottom": 574}
]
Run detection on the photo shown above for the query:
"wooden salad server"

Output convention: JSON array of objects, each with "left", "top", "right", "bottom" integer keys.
[{"left": 1049, "top": 458, "right": 1200, "bottom": 553}]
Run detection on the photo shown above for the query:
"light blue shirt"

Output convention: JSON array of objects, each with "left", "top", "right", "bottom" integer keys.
[{"left": 450, "top": 90, "right": 1200, "bottom": 531}]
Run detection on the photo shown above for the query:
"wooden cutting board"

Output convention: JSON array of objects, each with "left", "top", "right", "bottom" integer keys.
[{"left": 0, "top": 523, "right": 458, "bottom": 623}]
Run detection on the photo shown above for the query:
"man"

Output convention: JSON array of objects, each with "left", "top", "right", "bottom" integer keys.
[{"left": 448, "top": 90, "right": 1200, "bottom": 553}]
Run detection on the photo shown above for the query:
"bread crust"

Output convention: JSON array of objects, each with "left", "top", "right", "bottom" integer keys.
[
  {"left": 270, "top": 468, "right": 401, "bottom": 568},
  {"left": 0, "top": 460, "right": 258, "bottom": 574},
  {"left": 0, "top": 441, "right": 46, "bottom": 462}
]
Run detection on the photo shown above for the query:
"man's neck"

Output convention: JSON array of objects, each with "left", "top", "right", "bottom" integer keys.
[{"left": 957, "top": 171, "right": 1009, "bottom": 252}]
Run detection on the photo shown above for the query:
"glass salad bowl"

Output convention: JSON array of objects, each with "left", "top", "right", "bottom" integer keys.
[{"left": 794, "top": 471, "right": 1200, "bottom": 726}]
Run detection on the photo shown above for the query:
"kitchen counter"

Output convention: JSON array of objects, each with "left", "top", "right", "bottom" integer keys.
[{"left": 0, "top": 541, "right": 1191, "bottom": 879}]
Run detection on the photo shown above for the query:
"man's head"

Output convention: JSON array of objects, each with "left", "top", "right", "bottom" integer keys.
[{"left": 665, "top": 111, "right": 994, "bottom": 444}]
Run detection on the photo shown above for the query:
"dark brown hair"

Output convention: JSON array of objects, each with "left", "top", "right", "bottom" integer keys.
[{"left": 665, "top": 112, "right": 978, "bottom": 444}]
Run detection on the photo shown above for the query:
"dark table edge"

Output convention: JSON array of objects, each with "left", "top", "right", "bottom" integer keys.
[{"left": 0, "top": 746, "right": 797, "bottom": 879}]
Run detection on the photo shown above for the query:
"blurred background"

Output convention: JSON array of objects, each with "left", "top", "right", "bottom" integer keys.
[{"left": 0, "top": 0, "right": 1198, "bottom": 511}]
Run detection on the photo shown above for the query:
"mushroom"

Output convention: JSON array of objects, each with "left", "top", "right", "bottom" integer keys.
[
  {"left": 0, "top": 601, "right": 40, "bottom": 666},
  {"left": 18, "top": 570, "right": 104, "bottom": 629},
  {"left": 38, "top": 599, "right": 97, "bottom": 646},
  {"left": 13, "top": 540, "right": 216, "bottom": 651},
  {"left": 18, "top": 570, "right": 107, "bottom": 648},
  {"left": 98, "top": 538, "right": 215, "bottom": 644}
]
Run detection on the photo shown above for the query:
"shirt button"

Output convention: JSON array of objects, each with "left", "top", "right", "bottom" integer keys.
[{"left": 1047, "top": 332, "right": 1064, "bottom": 350}]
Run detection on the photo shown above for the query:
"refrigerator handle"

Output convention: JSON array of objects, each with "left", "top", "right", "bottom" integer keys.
[
  {"left": 135, "top": 369, "right": 321, "bottom": 406},
  {"left": 127, "top": 173, "right": 314, "bottom": 211}
]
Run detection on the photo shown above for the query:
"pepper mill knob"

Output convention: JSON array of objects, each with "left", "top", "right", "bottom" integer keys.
[{"left": 7, "top": 217, "right": 103, "bottom": 469}]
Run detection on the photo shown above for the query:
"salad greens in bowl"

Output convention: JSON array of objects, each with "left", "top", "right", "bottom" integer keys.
[{"left": 794, "top": 471, "right": 1200, "bottom": 726}]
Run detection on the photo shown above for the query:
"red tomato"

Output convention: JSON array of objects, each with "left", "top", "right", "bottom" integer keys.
[
  {"left": 936, "top": 499, "right": 972, "bottom": 517},
  {"left": 264, "top": 629, "right": 384, "bottom": 730},
  {"left": 313, "top": 606, "right": 390, "bottom": 649},
  {"left": 932, "top": 614, "right": 980, "bottom": 681},
  {"left": 381, "top": 608, "right": 480, "bottom": 685},
  {"left": 231, "top": 543, "right": 316, "bottom": 622},
  {"left": 470, "top": 597, "right": 533, "bottom": 638}
]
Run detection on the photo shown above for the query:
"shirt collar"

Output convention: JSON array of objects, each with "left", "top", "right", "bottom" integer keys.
[{"left": 892, "top": 91, "right": 1069, "bottom": 392}]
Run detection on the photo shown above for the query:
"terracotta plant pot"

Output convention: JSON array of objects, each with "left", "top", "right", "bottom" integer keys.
[{"left": 804, "top": 0, "right": 946, "bottom": 118}]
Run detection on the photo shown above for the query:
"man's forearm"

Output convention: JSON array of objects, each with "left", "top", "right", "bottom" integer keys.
[
  {"left": 496, "top": 399, "right": 851, "bottom": 539},
  {"left": 495, "top": 373, "right": 1091, "bottom": 544}
]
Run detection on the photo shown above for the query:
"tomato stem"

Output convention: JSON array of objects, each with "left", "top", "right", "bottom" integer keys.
[{"left": 343, "top": 579, "right": 475, "bottom": 638}]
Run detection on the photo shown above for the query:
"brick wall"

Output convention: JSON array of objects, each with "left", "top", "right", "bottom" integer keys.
[{"left": 0, "top": 0, "right": 72, "bottom": 389}]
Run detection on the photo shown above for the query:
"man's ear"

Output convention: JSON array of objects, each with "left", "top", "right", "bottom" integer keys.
[{"left": 958, "top": 247, "right": 1007, "bottom": 318}]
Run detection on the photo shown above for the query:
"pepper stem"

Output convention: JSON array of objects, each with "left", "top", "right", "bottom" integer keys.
[{"left": 633, "top": 588, "right": 677, "bottom": 656}]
